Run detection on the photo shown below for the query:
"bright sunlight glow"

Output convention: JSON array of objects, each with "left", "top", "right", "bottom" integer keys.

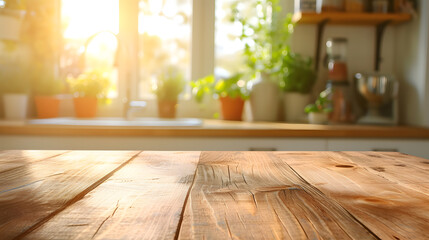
[{"left": 62, "top": 0, "right": 119, "bottom": 39}]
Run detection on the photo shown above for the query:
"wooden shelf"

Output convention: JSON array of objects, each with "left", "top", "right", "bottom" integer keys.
[{"left": 293, "top": 12, "right": 412, "bottom": 25}]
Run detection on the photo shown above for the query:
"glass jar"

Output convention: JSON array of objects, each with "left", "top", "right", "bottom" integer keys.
[
  {"left": 325, "top": 81, "right": 355, "bottom": 124},
  {"left": 372, "top": 0, "right": 388, "bottom": 13},
  {"left": 326, "top": 38, "right": 348, "bottom": 82},
  {"left": 295, "top": 0, "right": 317, "bottom": 13},
  {"left": 317, "top": 0, "right": 345, "bottom": 12}
]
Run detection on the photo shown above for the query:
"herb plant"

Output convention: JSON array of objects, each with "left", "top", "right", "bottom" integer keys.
[
  {"left": 152, "top": 66, "right": 185, "bottom": 101},
  {"left": 67, "top": 69, "right": 111, "bottom": 98},
  {"left": 0, "top": 63, "right": 30, "bottom": 94},
  {"left": 230, "top": 0, "right": 294, "bottom": 73},
  {"left": 305, "top": 89, "right": 332, "bottom": 114},
  {"left": 190, "top": 74, "right": 249, "bottom": 103},
  {"left": 280, "top": 53, "right": 316, "bottom": 93}
]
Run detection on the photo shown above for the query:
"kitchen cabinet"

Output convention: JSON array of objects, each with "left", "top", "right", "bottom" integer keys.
[
  {"left": 327, "top": 138, "right": 429, "bottom": 158},
  {"left": 1, "top": 135, "right": 428, "bottom": 158}
]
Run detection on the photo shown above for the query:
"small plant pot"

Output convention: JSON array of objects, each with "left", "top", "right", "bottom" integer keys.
[
  {"left": 219, "top": 96, "right": 245, "bottom": 121},
  {"left": 3, "top": 94, "right": 28, "bottom": 120},
  {"left": 158, "top": 100, "right": 177, "bottom": 118},
  {"left": 284, "top": 92, "right": 310, "bottom": 123},
  {"left": 308, "top": 112, "right": 328, "bottom": 124},
  {"left": 35, "top": 96, "right": 60, "bottom": 119},
  {"left": 73, "top": 97, "right": 97, "bottom": 118}
]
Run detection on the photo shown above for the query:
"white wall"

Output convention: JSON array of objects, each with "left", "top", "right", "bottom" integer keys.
[
  {"left": 395, "top": 0, "right": 429, "bottom": 127},
  {"left": 291, "top": 25, "right": 396, "bottom": 97}
]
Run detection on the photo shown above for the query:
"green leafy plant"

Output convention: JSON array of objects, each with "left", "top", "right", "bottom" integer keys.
[
  {"left": 0, "top": 64, "right": 30, "bottom": 94},
  {"left": 305, "top": 89, "right": 332, "bottom": 114},
  {"left": 190, "top": 75, "right": 215, "bottom": 103},
  {"left": 190, "top": 74, "right": 249, "bottom": 103},
  {"left": 2, "top": 0, "right": 26, "bottom": 10},
  {"left": 230, "top": 0, "right": 294, "bottom": 74},
  {"left": 280, "top": 53, "right": 316, "bottom": 93},
  {"left": 33, "top": 74, "right": 64, "bottom": 96},
  {"left": 152, "top": 66, "right": 185, "bottom": 101},
  {"left": 67, "top": 69, "right": 110, "bottom": 98}
]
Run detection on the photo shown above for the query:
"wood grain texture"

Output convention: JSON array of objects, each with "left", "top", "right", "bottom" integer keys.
[
  {"left": 1, "top": 120, "right": 429, "bottom": 138},
  {"left": 0, "top": 150, "right": 68, "bottom": 173},
  {"left": 0, "top": 150, "right": 139, "bottom": 240},
  {"left": 275, "top": 151, "right": 429, "bottom": 240},
  {"left": 25, "top": 151, "right": 200, "bottom": 240},
  {"left": 178, "top": 151, "right": 378, "bottom": 239}
]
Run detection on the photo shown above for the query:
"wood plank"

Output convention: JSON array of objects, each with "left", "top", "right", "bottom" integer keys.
[
  {"left": 275, "top": 151, "right": 429, "bottom": 240},
  {"left": 24, "top": 151, "right": 200, "bottom": 240},
  {"left": 0, "top": 150, "right": 68, "bottom": 173},
  {"left": 179, "top": 151, "right": 378, "bottom": 239},
  {"left": 0, "top": 150, "right": 139, "bottom": 240}
]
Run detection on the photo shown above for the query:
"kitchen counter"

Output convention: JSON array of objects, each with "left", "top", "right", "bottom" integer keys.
[
  {"left": 1, "top": 150, "right": 428, "bottom": 239},
  {"left": 1, "top": 119, "right": 429, "bottom": 138}
]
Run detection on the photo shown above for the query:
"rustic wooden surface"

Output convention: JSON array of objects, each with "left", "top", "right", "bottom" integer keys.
[
  {"left": 0, "top": 150, "right": 139, "bottom": 240},
  {"left": 0, "top": 150, "right": 428, "bottom": 239},
  {"left": 25, "top": 152, "right": 200, "bottom": 240},
  {"left": 1, "top": 119, "right": 429, "bottom": 138},
  {"left": 274, "top": 151, "right": 429, "bottom": 240},
  {"left": 178, "top": 152, "right": 377, "bottom": 239}
]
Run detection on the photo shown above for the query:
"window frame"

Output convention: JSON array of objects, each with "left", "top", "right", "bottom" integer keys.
[
  {"left": 59, "top": 0, "right": 215, "bottom": 116},
  {"left": 120, "top": 0, "right": 215, "bottom": 101}
]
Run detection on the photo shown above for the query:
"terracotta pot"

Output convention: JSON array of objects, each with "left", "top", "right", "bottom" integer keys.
[
  {"left": 73, "top": 97, "right": 97, "bottom": 118},
  {"left": 219, "top": 96, "right": 245, "bottom": 121},
  {"left": 35, "top": 96, "right": 60, "bottom": 119},
  {"left": 158, "top": 100, "right": 177, "bottom": 118}
]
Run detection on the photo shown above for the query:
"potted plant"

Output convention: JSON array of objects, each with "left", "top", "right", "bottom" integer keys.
[
  {"left": 305, "top": 89, "right": 332, "bottom": 124},
  {"left": 230, "top": 0, "right": 294, "bottom": 122},
  {"left": 67, "top": 69, "right": 110, "bottom": 118},
  {"left": 33, "top": 76, "right": 63, "bottom": 119},
  {"left": 0, "top": 65, "right": 30, "bottom": 120},
  {"left": 190, "top": 74, "right": 249, "bottom": 121},
  {"left": 152, "top": 66, "right": 185, "bottom": 118},
  {"left": 281, "top": 53, "right": 317, "bottom": 122}
]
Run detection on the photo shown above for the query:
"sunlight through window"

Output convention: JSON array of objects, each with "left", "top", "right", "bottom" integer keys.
[
  {"left": 137, "top": 0, "right": 192, "bottom": 98},
  {"left": 61, "top": 0, "right": 119, "bottom": 98}
]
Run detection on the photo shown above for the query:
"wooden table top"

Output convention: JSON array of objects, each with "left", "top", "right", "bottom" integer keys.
[{"left": 0, "top": 151, "right": 428, "bottom": 239}]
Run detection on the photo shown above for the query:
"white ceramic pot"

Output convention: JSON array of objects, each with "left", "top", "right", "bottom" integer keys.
[
  {"left": 3, "top": 94, "right": 28, "bottom": 120},
  {"left": 283, "top": 92, "right": 310, "bottom": 123},
  {"left": 249, "top": 72, "right": 280, "bottom": 122},
  {"left": 308, "top": 112, "right": 328, "bottom": 124}
]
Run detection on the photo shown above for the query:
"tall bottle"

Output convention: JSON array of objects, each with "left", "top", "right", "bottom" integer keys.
[{"left": 325, "top": 38, "right": 354, "bottom": 124}]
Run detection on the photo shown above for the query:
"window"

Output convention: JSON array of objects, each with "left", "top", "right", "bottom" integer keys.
[
  {"left": 60, "top": 0, "right": 260, "bottom": 108},
  {"left": 61, "top": 0, "right": 193, "bottom": 102},
  {"left": 137, "top": 0, "right": 192, "bottom": 99},
  {"left": 61, "top": 0, "right": 119, "bottom": 98},
  {"left": 215, "top": 0, "right": 247, "bottom": 78}
]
